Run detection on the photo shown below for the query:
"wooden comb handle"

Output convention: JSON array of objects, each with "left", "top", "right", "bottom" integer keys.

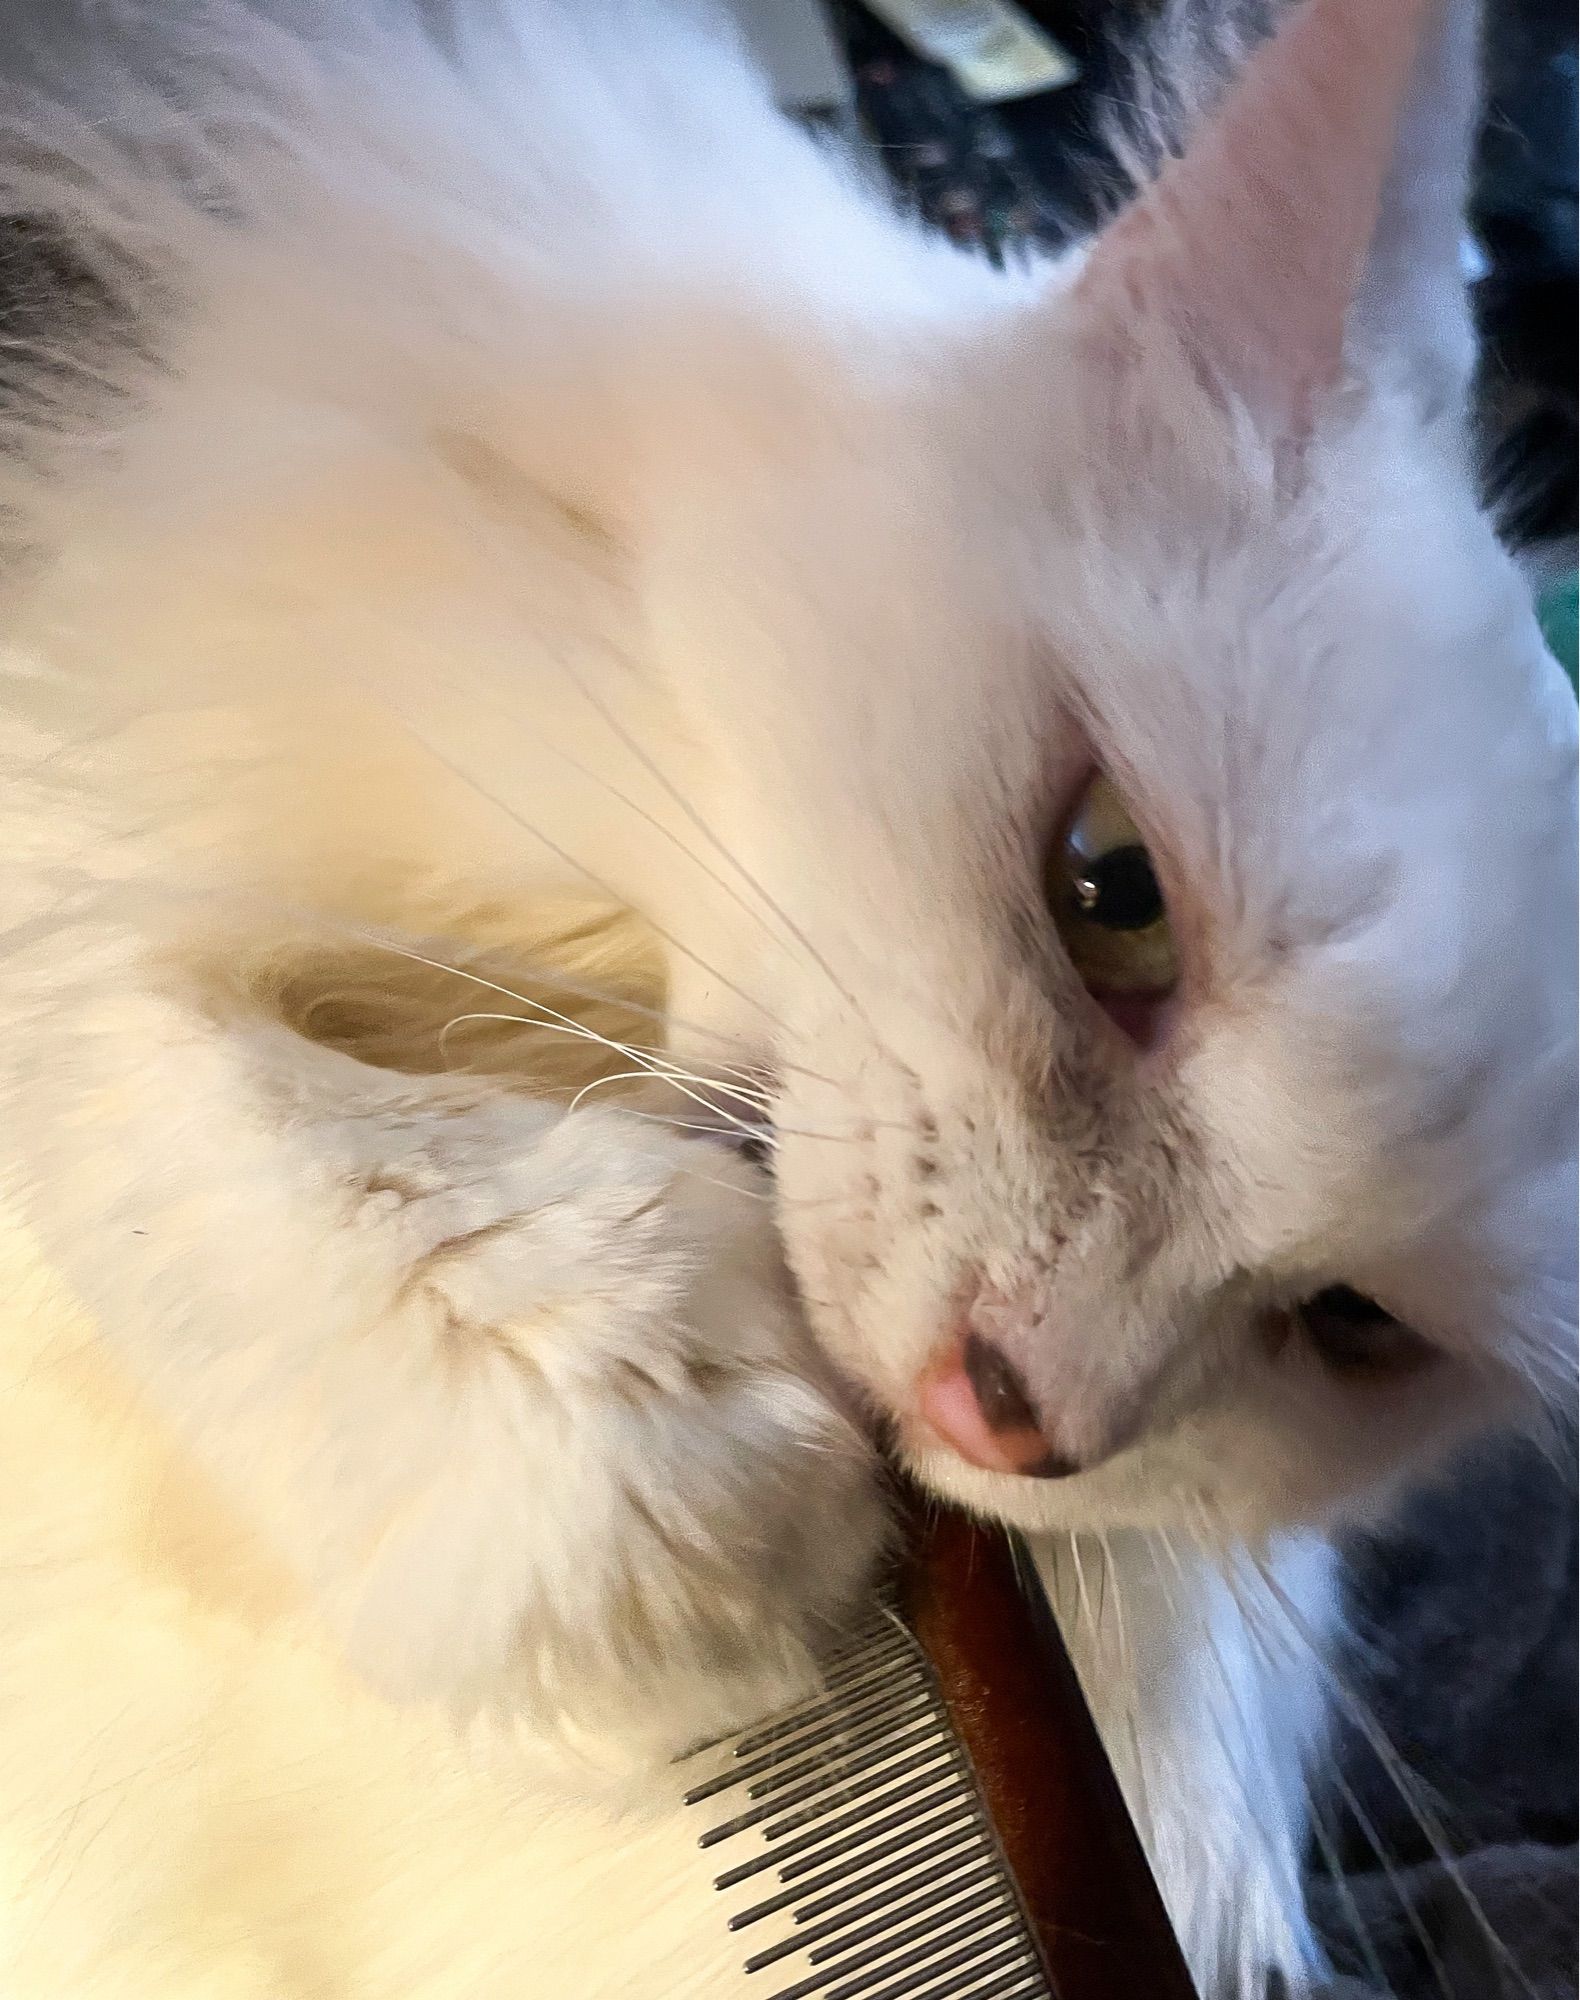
[{"left": 900, "top": 1503, "right": 1201, "bottom": 2000}]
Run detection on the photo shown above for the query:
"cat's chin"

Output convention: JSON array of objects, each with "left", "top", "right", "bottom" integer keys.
[
  {"left": 897, "top": 1374, "right": 1504, "bottom": 1546},
  {"left": 893, "top": 1413, "right": 1354, "bottom": 1544},
  {"left": 898, "top": 1431, "right": 1181, "bottom": 1536}
]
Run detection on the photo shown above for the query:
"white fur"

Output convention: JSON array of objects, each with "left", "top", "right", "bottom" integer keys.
[
  {"left": 1039, "top": 1531, "right": 1340, "bottom": 1990},
  {"left": 0, "top": 1201, "right": 796, "bottom": 1999},
  {"left": 0, "top": 3, "right": 1572, "bottom": 1997}
]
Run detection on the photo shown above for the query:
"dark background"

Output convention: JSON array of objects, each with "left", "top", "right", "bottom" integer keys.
[{"left": 831, "top": 0, "right": 1577, "bottom": 569}]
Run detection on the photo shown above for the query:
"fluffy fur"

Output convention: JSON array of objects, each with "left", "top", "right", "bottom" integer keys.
[{"left": 0, "top": 2, "right": 1571, "bottom": 1995}]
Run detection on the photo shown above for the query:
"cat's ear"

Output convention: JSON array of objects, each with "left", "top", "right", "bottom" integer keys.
[{"left": 1075, "top": 0, "right": 1478, "bottom": 437}]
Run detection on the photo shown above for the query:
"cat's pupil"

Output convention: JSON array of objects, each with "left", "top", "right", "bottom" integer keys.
[{"left": 1073, "top": 845, "right": 1164, "bottom": 931}]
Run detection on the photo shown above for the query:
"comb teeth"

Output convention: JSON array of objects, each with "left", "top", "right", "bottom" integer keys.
[{"left": 683, "top": 1609, "right": 1053, "bottom": 2000}]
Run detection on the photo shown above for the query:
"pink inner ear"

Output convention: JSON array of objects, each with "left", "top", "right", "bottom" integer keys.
[{"left": 1081, "top": 0, "right": 1438, "bottom": 428}]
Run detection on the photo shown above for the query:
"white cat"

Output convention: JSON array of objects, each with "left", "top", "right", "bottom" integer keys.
[{"left": 0, "top": 1, "right": 1571, "bottom": 1996}]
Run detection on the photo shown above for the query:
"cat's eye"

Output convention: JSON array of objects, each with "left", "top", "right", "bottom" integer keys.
[
  {"left": 1049, "top": 771, "right": 1178, "bottom": 1039},
  {"left": 1298, "top": 1286, "right": 1434, "bottom": 1378}
]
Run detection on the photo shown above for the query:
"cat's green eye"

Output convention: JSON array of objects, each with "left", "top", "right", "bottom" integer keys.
[{"left": 1050, "top": 773, "right": 1178, "bottom": 1015}]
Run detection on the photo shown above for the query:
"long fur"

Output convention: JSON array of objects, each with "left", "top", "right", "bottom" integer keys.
[{"left": 0, "top": 3, "right": 1572, "bottom": 1996}]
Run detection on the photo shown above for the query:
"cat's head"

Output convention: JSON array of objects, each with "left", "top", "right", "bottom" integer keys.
[
  {"left": 8, "top": 0, "right": 1566, "bottom": 1565},
  {"left": 639, "top": 0, "right": 1576, "bottom": 1543}
]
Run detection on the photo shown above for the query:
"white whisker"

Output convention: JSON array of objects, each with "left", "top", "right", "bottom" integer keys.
[
  {"left": 1151, "top": 1529, "right": 1311, "bottom": 1930},
  {"left": 1097, "top": 1530, "right": 1132, "bottom": 1686},
  {"left": 435, "top": 1009, "right": 664, "bottom": 1075},
  {"left": 525, "top": 640, "right": 898, "bottom": 1057},
  {"left": 1067, "top": 1531, "right": 1098, "bottom": 1649},
  {"left": 378, "top": 477, "right": 886, "bottom": 1042},
  {"left": 669, "top": 1164, "right": 777, "bottom": 1204},
  {"left": 327, "top": 921, "right": 843, "bottom": 1092},
  {"left": 1209, "top": 1518, "right": 1541, "bottom": 2000},
  {"left": 1304, "top": 1787, "right": 1395, "bottom": 1998},
  {"left": 494, "top": 726, "right": 813, "bottom": 975},
  {"left": 1227, "top": 1588, "right": 1423, "bottom": 2000},
  {"left": 366, "top": 709, "right": 799, "bottom": 1044},
  {"left": 1097, "top": 1530, "right": 1154, "bottom": 1848}
]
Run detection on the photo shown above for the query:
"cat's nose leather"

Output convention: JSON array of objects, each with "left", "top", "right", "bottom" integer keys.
[{"left": 917, "top": 1334, "right": 1078, "bottom": 1478}]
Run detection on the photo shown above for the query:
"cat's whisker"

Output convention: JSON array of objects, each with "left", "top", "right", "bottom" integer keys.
[
  {"left": 69, "top": 865, "right": 809, "bottom": 1087},
  {"left": 129, "top": 878, "right": 856, "bottom": 1104},
  {"left": 361, "top": 713, "right": 802, "bottom": 1046},
  {"left": 1041, "top": 1531, "right": 1171, "bottom": 1859},
  {"left": 1095, "top": 1531, "right": 1154, "bottom": 1850},
  {"left": 670, "top": 1164, "right": 777, "bottom": 1204},
  {"left": 424, "top": 978, "right": 919, "bottom": 1141},
  {"left": 565, "top": 1077, "right": 891, "bottom": 1154},
  {"left": 1066, "top": 1531, "right": 1098, "bottom": 1650},
  {"left": 433, "top": 999, "right": 760, "bottom": 1122},
  {"left": 1300, "top": 1755, "right": 1397, "bottom": 1999},
  {"left": 434, "top": 1008, "right": 673, "bottom": 1078},
  {"left": 1198, "top": 1512, "right": 1542, "bottom": 2000},
  {"left": 1219, "top": 1562, "right": 1459, "bottom": 2000},
  {"left": 342, "top": 921, "right": 845, "bottom": 1094},
  {"left": 646, "top": 1074, "right": 774, "bottom": 1119},
  {"left": 1096, "top": 1530, "right": 1133, "bottom": 1690},
  {"left": 693, "top": 1076, "right": 773, "bottom": 1111},
  {"left": 1194, "top": 1522, "right": 1434, "bottom": 1806},
  {"left": 482, "top": 716, "right": 815, "bottom": 981},
  {"left": 435, "top": 1007, "right": 681, "bottom": 1071},
  {"left": 1228, "top": 1545, "right": 1442, "bottom": 1805},
  {"left": 525, "top": 646, "right": 901, "bottom": 1064},
  {"left": 564, "top": 1069, "right": 689, "bottom": 1116},
  {"left": 554, "top": 1116, "right": 755, "bottom": 1168},
  {"left": 1149, "top": 1530, "right": 1324, "bottom": 1952},
  {"left": 1205, "top": 1593, "right": 1405, "bottom": 1998},
  {"left": 577, "top": 1064, "right": 778, "bottom": 1145},
  {"left": 698, "top": 1067, "right": 775, "bottom": 1110},
  {"left": 391, "top": 494, "right": 831, "bottom": 999},
  {"left": 401, "top": 980, "right": 888, "bottom": 1155}
]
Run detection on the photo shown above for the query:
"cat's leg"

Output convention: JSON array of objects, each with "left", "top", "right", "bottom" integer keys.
[
  {"left": 2, "top": 930, "right": 883, "bottom": 1761},
  {"left": 1037, "top": 1530, "right": 1338, "bottom": 2000}
]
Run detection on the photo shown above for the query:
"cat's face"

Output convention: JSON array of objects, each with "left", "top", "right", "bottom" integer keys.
[
  {"left": 638, "top": 0, "right": 1577, "bottom": 1542},
  {"left": 651, "top": 336, "right": 1574, "bottom": 1545},
  {"left": 750, "top": 415, "right": 1573, "bottom": 1543}
]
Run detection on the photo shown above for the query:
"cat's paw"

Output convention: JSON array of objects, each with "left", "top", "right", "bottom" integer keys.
[{"left": 327, "top": 1092, "right": 887, "bottom": 1762}]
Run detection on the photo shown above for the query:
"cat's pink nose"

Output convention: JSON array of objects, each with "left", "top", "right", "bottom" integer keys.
[{"left": 917, "top": 1334, "right": 1077, "bottom": 1478}]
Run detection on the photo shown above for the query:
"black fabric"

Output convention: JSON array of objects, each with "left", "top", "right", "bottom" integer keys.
[{"left": 1312, "top": 1436, "right": 1578, "bottom": 1999}]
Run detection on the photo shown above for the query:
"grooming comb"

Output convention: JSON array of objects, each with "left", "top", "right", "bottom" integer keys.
[{"left": 684, "top": 1502, "right": 1200, "bottom": 1999}]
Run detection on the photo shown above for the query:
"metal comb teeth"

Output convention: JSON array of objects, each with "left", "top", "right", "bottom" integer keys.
[{"left": 682, "top": 1609, "right": 1054, "bottom": 2000}]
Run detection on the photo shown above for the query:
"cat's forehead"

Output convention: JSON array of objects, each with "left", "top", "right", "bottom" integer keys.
[{"left": 1010, "top": 408, "right": 1571, "bottom": 866}]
